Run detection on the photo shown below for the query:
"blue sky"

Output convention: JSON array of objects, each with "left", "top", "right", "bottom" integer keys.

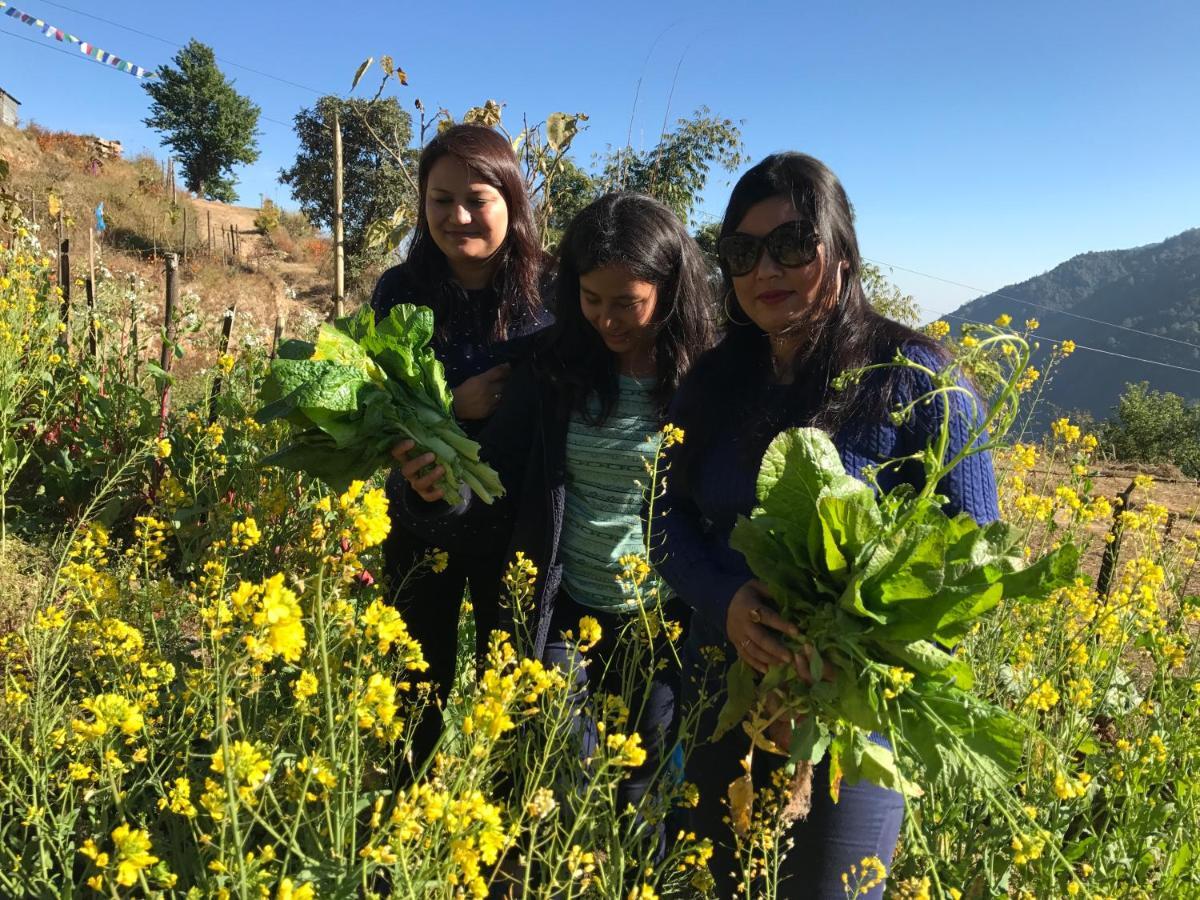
[{"left": 1, "top": 0, "right": 1197, "bottom": 315}]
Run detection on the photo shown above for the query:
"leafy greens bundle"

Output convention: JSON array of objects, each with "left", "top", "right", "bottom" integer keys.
[
  {"left": 255, "top": 304, "right": 504, "bottom": 503},
  {"left": 717, "top": 375, "right": 1078, "bottom": 821}
]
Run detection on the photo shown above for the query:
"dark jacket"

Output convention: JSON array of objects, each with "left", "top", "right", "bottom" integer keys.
[
  {"left": 370, "top": 262, "right": 552, "bottom": 391},
  {"left": 654, "top": 342, "right": 1001, "bottom": 663},
  {"left": 391, "top": 346, "right": 569, "bottom": 658}
]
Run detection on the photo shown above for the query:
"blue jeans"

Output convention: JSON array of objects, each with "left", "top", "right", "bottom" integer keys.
[
  {"left": 684, "top": 660, "right": 905, "bottom": 898},
  {"left": 541, "top": 592, "right": 682, "bottom": 817}
]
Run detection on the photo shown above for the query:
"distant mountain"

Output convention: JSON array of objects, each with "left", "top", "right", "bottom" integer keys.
[{"left": 947, "top": 229, "right": 1200, "bottom": 425}]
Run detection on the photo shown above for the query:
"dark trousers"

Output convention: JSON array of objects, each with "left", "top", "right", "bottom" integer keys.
[
  {"left": 685, "top": 672, "right": 905, "bottom": 899},
  {"left": 382, "top": 527, "right": 504, "bottom": 774},
  {"left": 541, "top": 592, "right": 683, "bottom": 816}
]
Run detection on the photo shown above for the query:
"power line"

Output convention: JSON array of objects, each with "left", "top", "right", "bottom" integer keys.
[
  {"left": 33, "top": 0, "right": 330, "bottom": 96},
  {"left": 866, "top": 255, "right": 1200, "bottom": 353},
  {"left": 929, "top": 307, "right": 1200, "bottom": 377},
  {"left": 1, "top": 22, "right": 294, "bottom": 130}
]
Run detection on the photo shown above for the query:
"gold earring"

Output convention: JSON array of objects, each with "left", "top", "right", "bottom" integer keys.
[{"left": 723, "top": 291, "right": 751, "bottom": 327}]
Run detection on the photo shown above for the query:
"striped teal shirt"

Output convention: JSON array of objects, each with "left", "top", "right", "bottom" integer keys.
[{"left": 560, "top": 376, "right": 669, "bottom": 613}]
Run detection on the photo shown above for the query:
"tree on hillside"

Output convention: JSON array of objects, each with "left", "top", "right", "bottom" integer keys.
[
  {"left": 600, "top": 107, "right": 745, "bottom": 225},
  {"left": 280, "top": 96, "right": 418, "bottom": 271},
  {"left": 142, "top": 40, "right": 261, "bottom": 203},
  {"left": 1098, "top": 382, "right": 1200, "bottom": 477}
]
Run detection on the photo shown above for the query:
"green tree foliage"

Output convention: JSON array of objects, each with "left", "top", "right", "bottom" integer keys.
[
  {"left": 862, "top": 262, "right": 921, "bottom": 327},
  {"left": 1098, "top": 382, "right": 1200, "bottom": 477},
  {"left": 601, "top": 106, "right": 745, "bottom": 225},
  {"left": 279, "top": 96, "right": 418, "bottom": 272},
  {"left": 542, "top": 155, "right": 596, "bottom": 243},
  {"left": 142, "top": 40, "right": 261, "bottom": 203},
  {"left": 693, "top": 220, "right": 721, "bottom": 268}
]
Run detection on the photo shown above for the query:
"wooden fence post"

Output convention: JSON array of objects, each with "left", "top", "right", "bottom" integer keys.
[
  {"left": 160, "top": 253, "right": 178, "bottom": 372},
  {"left": 1097, "top": 480, "right": 1138, "bottom": 599},
  {"left": 130, "top": 279, "right": 141, "bottom": 386},
  {"left": 152, "top": 253, "right": 179, "bottom": 497},
  {"left": 58, "top": 237, "right": 71, "bottom": 351},
  {"left": 207, "top": 210, "right": 213, "bottom": 256},
  {"left": 86, "top": 227, "right": 97, "bottom": 358},
  {"left": 332, "top": 108, "right": 346, "bottom": 319},
  {"left": 208, "top": 304, "right": 237, "bottom": 423},
  {"left": 181, "top": 207, "right": 188, "bottom": 264},
  {"left": 270, "top": 310, "right": 286, "bottom": 360}
]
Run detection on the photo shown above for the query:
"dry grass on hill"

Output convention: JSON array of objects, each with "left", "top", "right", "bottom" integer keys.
[{"left": 1, "top": 122, "right": 338, "bottom": 369}]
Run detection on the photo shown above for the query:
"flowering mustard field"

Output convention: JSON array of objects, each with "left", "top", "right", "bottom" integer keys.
[{"left": 1, "top": 201, "right": 1198, "bottom": 899}]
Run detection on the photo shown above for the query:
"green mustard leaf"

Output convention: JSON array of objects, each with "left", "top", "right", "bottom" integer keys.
[
  {"left": 789, "top": 717, "right": 832, "bottom": 766},
  {"left": 860, "top": 524, "right": 946, "bottom": 610},
  {"left": 876, "top": 639, "right": 974, "bottom": 690},
  {"left": 756, "top": 428, "right": 846, "bottom": 527},
  {"left": 714, "top": 660, "right": 759, "bottom": 742}
]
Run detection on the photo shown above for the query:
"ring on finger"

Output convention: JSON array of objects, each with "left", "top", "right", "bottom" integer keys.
[
  {"left": 493, "top": 392, "right": 502, "bottom": 400},
  {"left": 749, "top": 607, "right": 762, "bottom": 624}
]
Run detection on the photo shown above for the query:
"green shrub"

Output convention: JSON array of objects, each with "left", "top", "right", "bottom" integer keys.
[
  {"left": 1098, "top": 381, "right": 1200, "bottom": 477},
  {"left": 253, "top": 198, "right": 281, "bottom": 233}
]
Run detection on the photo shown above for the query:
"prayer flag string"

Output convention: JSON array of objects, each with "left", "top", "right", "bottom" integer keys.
[{"left": 0, "top": 1, "right": 156, "bottom": 78}]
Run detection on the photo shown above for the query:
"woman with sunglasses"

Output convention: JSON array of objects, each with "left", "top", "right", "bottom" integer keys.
[
  {"left": 371, "top": 124, "right": 550, "bottom": 774},
  {"left": 653, "top": 153, "right": 998, "bottom": 897}
]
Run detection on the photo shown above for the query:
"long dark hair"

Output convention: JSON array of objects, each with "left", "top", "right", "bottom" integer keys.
[
  {"left": 676, "top": 153, "right": 943, "bottom": 475},
  {"left": 543, "top": 192, "right": 717, "bottom": 422},
  {"left": 404, "top": 124, "right": 546, "bottom": 341}
]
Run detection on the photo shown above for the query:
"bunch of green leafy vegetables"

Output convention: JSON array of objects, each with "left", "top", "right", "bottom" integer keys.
[
  {"left": 255, "top": 304, "right": 504, "bottom": 502},
  {"left": 717, "top": 423, "right": 1079, "bottom": 804}
]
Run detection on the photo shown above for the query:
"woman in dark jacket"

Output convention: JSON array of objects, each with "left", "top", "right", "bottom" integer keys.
[
  {"left": 392, "top": 192, "right": 717, "bottom": 812},
  {"left": 371, "top": 124, "right": 551, "bottom": 772},
  {"left": 653, "top": 153, "right": 1000, "bottom": 898}
]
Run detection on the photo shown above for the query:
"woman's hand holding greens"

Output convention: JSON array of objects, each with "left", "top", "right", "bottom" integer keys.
[
  {"left": 726, "top": 579, "right": 800, "bottom": 674},
  {"left": 392, "top": 439, "right": 447, "bottom": 503}
]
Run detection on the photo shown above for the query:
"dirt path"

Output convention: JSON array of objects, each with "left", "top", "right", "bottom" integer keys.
[
  {"left": 184, "top": 198, "right": 332, "bottom": 349},
  {"left": 189, "top": 197, "right": 329, "bottom": 306}
]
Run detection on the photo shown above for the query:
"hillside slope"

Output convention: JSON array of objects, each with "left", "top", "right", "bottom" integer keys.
[
  {"left": 949, "top": 229, "right": 1200, "bottom": 422},
  {"left": 0, "top": 122, "right": 332, "bottom": 367}
]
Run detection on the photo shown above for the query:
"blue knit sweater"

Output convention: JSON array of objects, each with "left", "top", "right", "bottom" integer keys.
[{"left": 655, "top": 344, "right": 1001, "bottom": 656}]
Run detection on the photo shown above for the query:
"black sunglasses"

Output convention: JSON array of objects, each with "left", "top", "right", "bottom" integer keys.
[{"left": 717, "top": 221, "right": 820, "bottom": 277}]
